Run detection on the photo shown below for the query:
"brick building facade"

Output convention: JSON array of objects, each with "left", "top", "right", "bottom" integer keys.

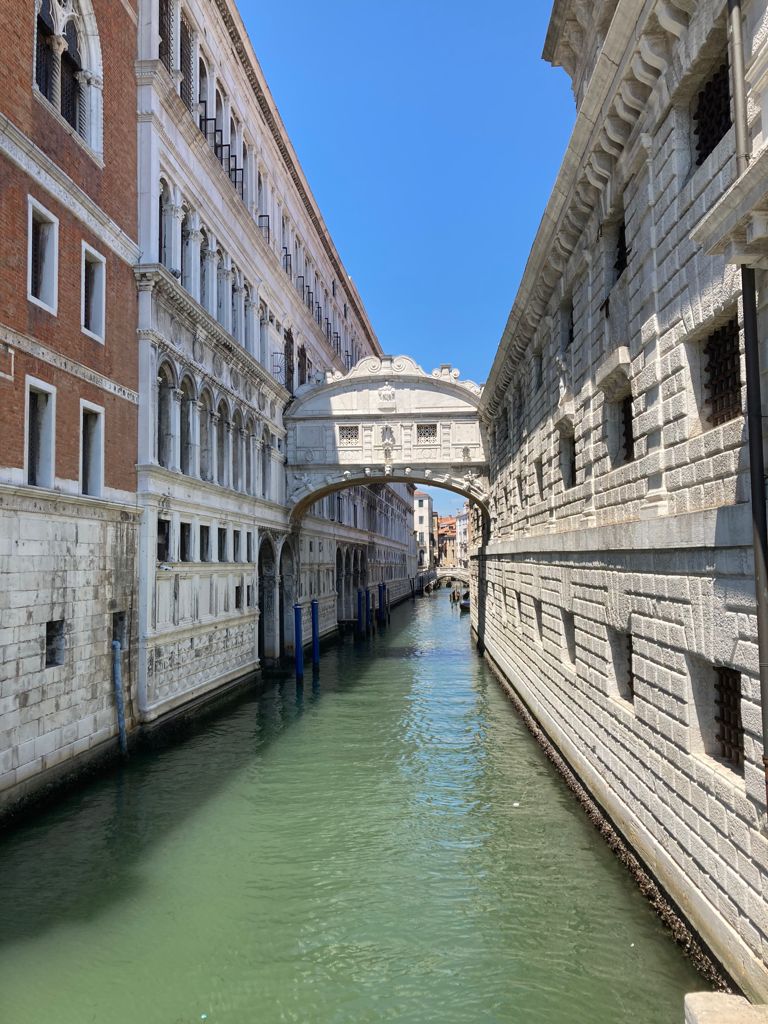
[{"left": 0, "top": 0, "right": 141, "bottom": 808}]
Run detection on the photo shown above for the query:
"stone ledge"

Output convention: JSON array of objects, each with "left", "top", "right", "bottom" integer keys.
[
  {"left": 481, "top": 503, "right": 751, "bottom": 557},
  {"left": 685, "top": 993, "right": 768, "bottom": 1023}
]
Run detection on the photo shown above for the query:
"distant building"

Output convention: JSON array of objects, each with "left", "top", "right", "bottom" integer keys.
[
  {"left": 437, "top": 515, "right": 457, "bottom": 568},
  {"left": 413, "top": 490, "right": 434, "bottom": 568},
  {"left": 456, "top": 502, "right": 469, "bottom": 570}
]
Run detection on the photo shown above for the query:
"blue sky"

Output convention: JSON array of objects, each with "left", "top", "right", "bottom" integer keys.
[{"left": 240, "top": 2, "right": 575, "bottom": 513}]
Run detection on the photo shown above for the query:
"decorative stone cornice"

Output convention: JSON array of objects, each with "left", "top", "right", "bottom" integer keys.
[
  {"left": 482, "top": 0, "right": 694, "bottom": 422},
  {"left": 0, "top": 111, "right": 134, "bottom": 259},
  {"left": 134, "top": 264, "right": 289, "bottom": 407},
  {"left": 208, "top": 0, "right": 382, "bottom": 358}
]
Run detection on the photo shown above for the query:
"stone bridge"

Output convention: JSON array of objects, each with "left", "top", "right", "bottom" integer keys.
[{"left": 285, "top": 356, "right": 489, "bottom": 522}]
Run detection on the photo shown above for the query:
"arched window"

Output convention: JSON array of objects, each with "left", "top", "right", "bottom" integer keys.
[
  {"left": 198, "top": 56, "right": 209, "bottom": 127},
  {"left": 34, "top": 0, "right": 103, "bottom": 153},
  {"left": 180, "top": 208, "right": 190, "bottom": 288},
  {"left": 231, "top": 267, "right": 241, "bottom": 343},
  {"left": 257, "top": 171, "right": 264, "bottom": 212},
  {"left": 199, "top": 390, "right": 213, "bottom": 481},
  {"left": 243, "top": 285, "right": 253, "bottom": 353},
  {"left": 157, "top": 363, "right": 175, "bottom": 468}
]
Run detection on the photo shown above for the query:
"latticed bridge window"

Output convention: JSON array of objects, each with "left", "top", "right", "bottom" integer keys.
[
  {"left": 714, "top": 667, "right": 743, "bottom": 770},
  {"left": 693, "top": 57, "right": 731, "bottom": 166},
  {"left": 416, "top": 423, "right": 438, "bottom": 445},
  {"left": 704, "top": 319, "right": 741, "bottom": 427},
  {"left": 338, "top": 425, "right": 359, "bottom": 448}
]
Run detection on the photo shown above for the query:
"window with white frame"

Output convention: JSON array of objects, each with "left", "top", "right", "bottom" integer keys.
[
  {"left": 28, "top": 197, "right": 58, "bottom": 314},
  {"left": 81, "top": 243, "right": 106, "bottom": 341},
  {"left": 34, "top": 0, "right": 103, "bottom": 154},
  {"left": 26, "top": 377, "right": 56, "bottom": 488},
  {"left": 80, "top": 400, "right": 104, "bottom": 496}
]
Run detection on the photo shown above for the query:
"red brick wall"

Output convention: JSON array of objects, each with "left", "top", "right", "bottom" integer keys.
[
  {"left": 0, "top": 0, "right": 138, "bottom": 239},
  {"left": 0, "top": 0, "right": 139, "bottom": 494}
]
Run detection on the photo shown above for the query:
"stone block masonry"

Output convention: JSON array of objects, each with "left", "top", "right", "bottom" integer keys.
[
  {"left": 477, "top": 0, "right": 768, "bottom": 1003},
  {"left": 0, "top": 488, "right": 140, "bottom": 812}
]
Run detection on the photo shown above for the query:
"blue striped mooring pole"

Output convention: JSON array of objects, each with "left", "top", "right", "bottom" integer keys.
[
  {"left": 311, "top": 598, "right": 320, "bottom": 669},
  {"left": 294, "top": 603, "right": 304, "bottom": 680},
  {"left": 111, "top": 640, "right": 128, "bottom": 756}
]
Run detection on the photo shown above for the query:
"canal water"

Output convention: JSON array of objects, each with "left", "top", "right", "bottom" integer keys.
[{"left": 0, "top": 596, "right": 703, "bottom": 1024}]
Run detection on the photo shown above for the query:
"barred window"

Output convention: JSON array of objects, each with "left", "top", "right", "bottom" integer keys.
[
  {"left": 416, "top": 423, "right": 438, "bottom": 445},
  {"left": 704, "top": 319, "right": 741, "bottom": 427},
  {"left": 339, "top": 425, "right": 359, "bottom": 448},
  {"left": 33, "top": 0, "right": 101, "bottom": 153},
  {"left": 714, "top": 667, "right": 744, "bottom": 770},
  {"left": 614, "top": 221, "right": 628, "bottom": 280},
  {"left": 158, "top": 0, "right": 173, "bottom": 73},
  {"left": 694, "top": 57, "right": 731, "bottom": 166},
  {"left": 180, "top": 15, "right": 194, "bottom": 110},
  {"left": 36, "top": 9, "right": 54, "bottom": 101}
]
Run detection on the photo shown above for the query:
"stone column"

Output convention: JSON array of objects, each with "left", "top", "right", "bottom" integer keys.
[
  {"left": 223, "top": 419, "right": 233, "bottom": 489},
  {"left": 202, "top": 245, "right": 217, "bottom": 316},
  {"left": 189, "top": 398, "right": 201, "bottom": 478},
  {"left": 184, "top": 224, "right": 202, "bottom": 302},
  {"left": 232, "top": 282, "right": 244, "bottom": 344},
  {"left": 170, "top": 388, "right": 182, "bottom": 471},
  {"left": 49, "top": 35, "right": 67, "bottom": 110},
  {"left": 218, "top": 258, "right": 233, "bottom": 332},
  {"left": 210, "top": 412, "right": 219, "bottom": 486},
  {"left": 168, "top": 203, "right": 184, "bottom": 277},
  {"left": 244, "top": 295, "right": 256, "bottom": 356}
]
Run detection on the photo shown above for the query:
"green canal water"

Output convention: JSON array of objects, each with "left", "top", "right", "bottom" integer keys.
[{"left": 0, "top": 596, "right": 703, "bottom": 1024}]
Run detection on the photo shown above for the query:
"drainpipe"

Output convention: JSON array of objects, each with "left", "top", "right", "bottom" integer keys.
[{"left": 729, "top": 0, "right": 768, "bottom": 808}]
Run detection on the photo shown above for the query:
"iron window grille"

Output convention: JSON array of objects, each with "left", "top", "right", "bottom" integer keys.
[
  {"left": 694, "top": 57, "right": 731, "bottom": 166},
  {"left": 30, "top": 219, "right": 44, "bottom": 300},
  {"left": 158, "top": 0, "right": 173, "bottom": 73},
  {"left": 714, "top": 667, "right": 744, "bottom": 769},
  {"left": 704, "top": 319, "right": 741, "bottom": 427},
  {"left": 257, "top": 215, "right": 270, "bottom": 244},
  {"left": 180, "top": 17, "right": 193, "bottom": 110},
  {"left": 296, "top": 275, "right": 305, "bottom": 297},
  {"left": 332, "top": 332, "right": 341, "bottom": 354},
  {"left": 339, "top": 425, "right": 359, "bottom": 448},
  {"left": 416, "top": 424, "right": 438, "bottom": 446},
  {"left": 621, "top": 394, "right": 634, "bottom": 463},
  {"left": 306, "top": 288, "right": 314, "bottom": 311},
  {"left": 626, "top": 633, "right": 635, "bottom": 701},
  {"left": 282, "top": 250, "right": 292, "bottom": 277},
  {"left": 614, "top": 221, "right": 629, "bottom": 280},
  {"left": 36, "top": 17, "right": 54, "bottom": 101},
  {"left": 316, "top": 303, "right": 323, "bottom": 325}
]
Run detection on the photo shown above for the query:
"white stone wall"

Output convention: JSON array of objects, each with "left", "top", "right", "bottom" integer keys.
[
  {"left": 478, "top": 0, "right": 768, "bottom": 1001},
  {"left": 0, "top": 489, "right": 140, "bottom": 810}
]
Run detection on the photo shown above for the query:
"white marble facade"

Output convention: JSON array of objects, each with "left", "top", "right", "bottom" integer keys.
[{"left": 134, "top": 0, "right": 418, "bottom": 719}]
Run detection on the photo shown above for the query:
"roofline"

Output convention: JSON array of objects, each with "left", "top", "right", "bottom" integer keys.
[{"left": 213, "top": 0, "right": 382, "bottom": 357}]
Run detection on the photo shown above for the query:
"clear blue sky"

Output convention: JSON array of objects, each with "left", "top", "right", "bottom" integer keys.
[
  {"left": 240, "top": 1, "right": 574, "bottom": 385},
  {"left": 240, "top": 2, "right": 575, "bottom": 514}
]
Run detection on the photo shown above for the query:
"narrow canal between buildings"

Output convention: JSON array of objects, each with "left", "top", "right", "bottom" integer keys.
[{"left": 0, "top": 595, "right": 704, "bottom": 1024}]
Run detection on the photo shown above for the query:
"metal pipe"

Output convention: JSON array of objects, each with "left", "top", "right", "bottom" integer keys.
[
  {"left": 729, "top": 0, "right": 768, "bottom": 807},
  {"left": 311, "top": 598, "right": 320, "bottom": 670},
  {"left": 294, "top": 604, "right": 304, "bottom": 680},
  {"left": 111, "top": 640, "right": 128, "bottom": 757}
]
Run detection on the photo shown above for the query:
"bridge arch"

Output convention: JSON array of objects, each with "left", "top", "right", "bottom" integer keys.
[{"left": 285, "top": 355, "right": 490, "bottom": 527}]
